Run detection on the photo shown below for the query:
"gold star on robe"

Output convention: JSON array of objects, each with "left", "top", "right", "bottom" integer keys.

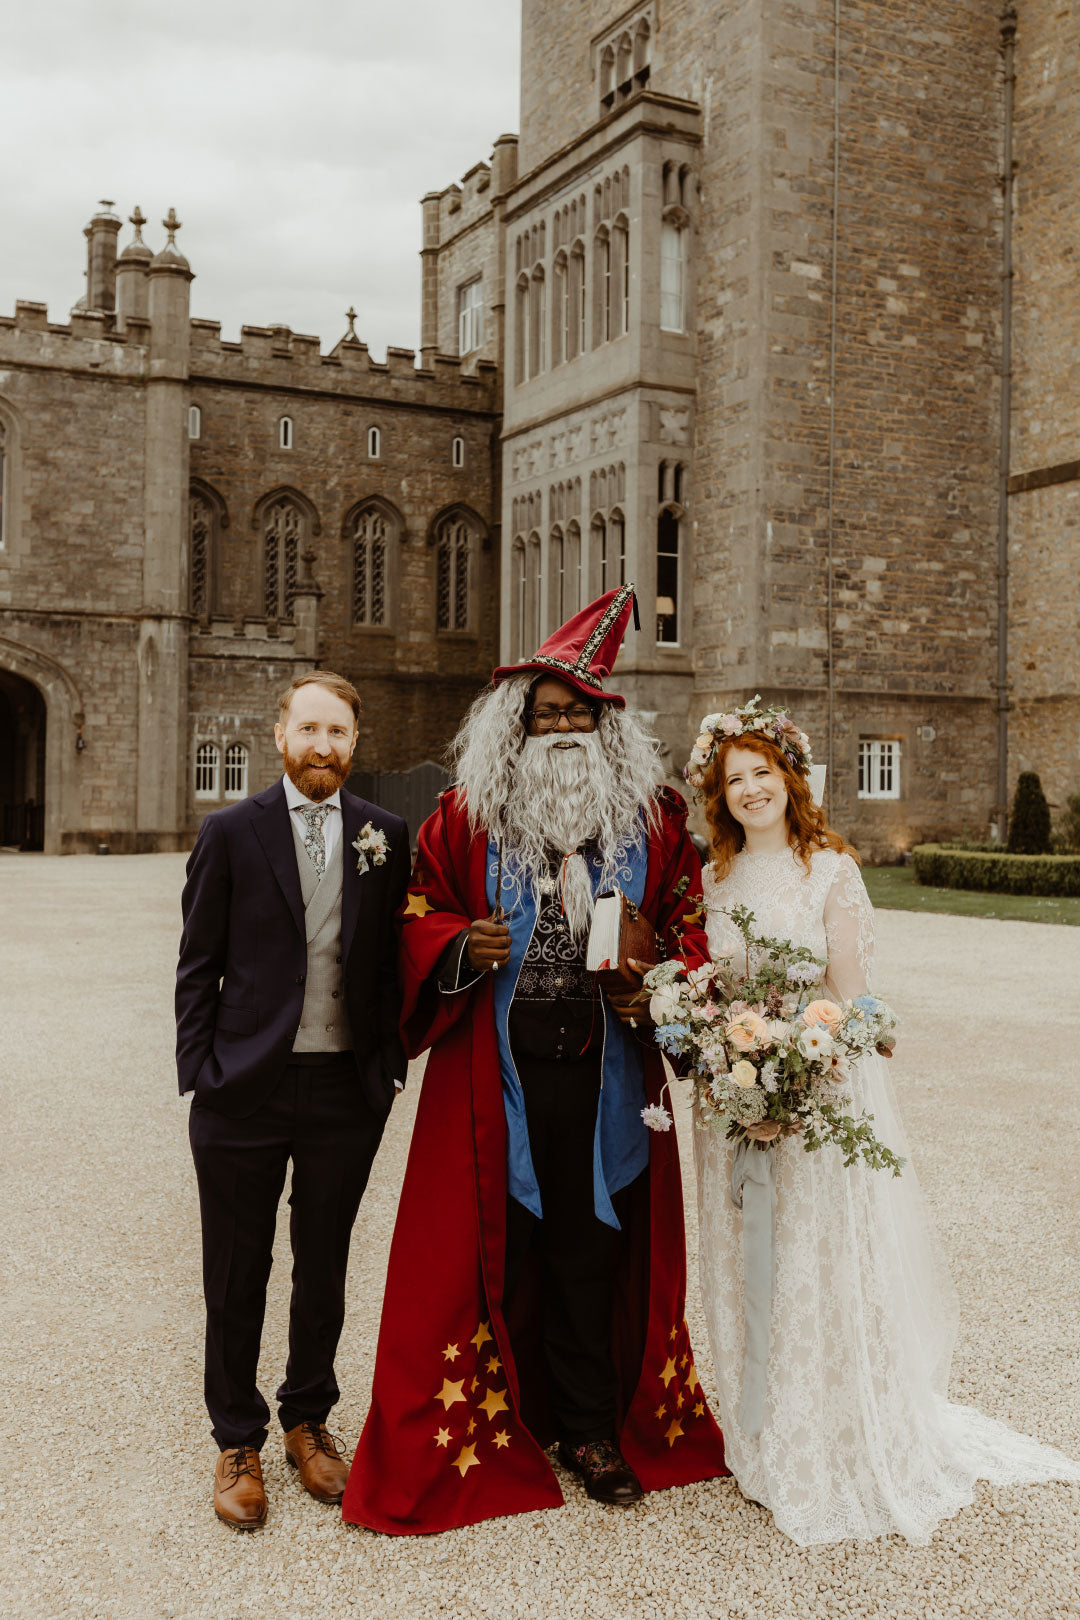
[
  {"left": 434, "top": 1427, "right": 452, "bottom": 1448},
  {"left": 478, "top": 1386, "right": 509, "bottom": 1422},
  {"left": 680, "top": 1354, "right": 689, "bottom": 1369},
  {"left": 466, "top": 1417, "right": 477, "bottom": 1436},
  {"left": 668, "top": 1324, "right": 678, "bottom": 1342},
  {"left": 404, "top": 892, "right": 433, "bottom": 918},
  {"left": 660, "top": 1356, "right": 678, "bottom": 1388},
  {"left": 685, "top": 1363, "right": 700, "bottom": 1394},
  {"left": 493, "top": 1430, "right": 510, "bottom": 1450},
  {"left": 470, "top": 1320, "right": 494, "bottom": 1351},
  {"left": 442, "top": 1342, "right": 460, "bottom": 1363},
  {"left": 451, "top": 1443, "right": 480, "bottom": 1477},
  {"left": 682, "top": 906, "right": 703, "bottom": 925},
  {"left": 676, "top": 1391, "right": 685, "bottom": 1410},
  {"left": 693, "top": 1401, "right": 705, "bottom": 1419},
  {"left": 435, "top": 1378, "right": 466, "bottom": 1410},
  {"left": 654, "top": 1403, "right": 666, "bottom": 1421},
  {"left": 486, "top": 1356, "right": 502, "bottom": 1376},
  {"left": 664, "top": 1418, "right": 684, "bottom": 1447}
]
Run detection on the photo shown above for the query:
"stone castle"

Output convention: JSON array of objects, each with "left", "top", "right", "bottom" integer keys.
[{"left": 1, "top": 1, "right": 1076, "bottom": 859}]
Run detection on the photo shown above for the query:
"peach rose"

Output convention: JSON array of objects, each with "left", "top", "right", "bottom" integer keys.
[
  {"left": 801, "top": 999, "right": 844, "bottom": 1032},
  {"left": 694, "top": 731, "right": 714, "bottom": 752},
  {"left": 725, "top": 1010, "right": 772, "bottom": 1052}
]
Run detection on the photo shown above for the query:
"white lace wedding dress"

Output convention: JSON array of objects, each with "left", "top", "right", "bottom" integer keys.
[{"left": 696, "top": 845, "right": 1080, "bottom": 1546}]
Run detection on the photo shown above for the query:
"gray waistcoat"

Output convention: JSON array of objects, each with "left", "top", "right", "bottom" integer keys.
[{"left": 290, "top": 820, "right": 351, "bottom": 1053}]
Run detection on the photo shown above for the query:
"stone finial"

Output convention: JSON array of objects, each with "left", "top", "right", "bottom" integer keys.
[
  {"left": 163, "top": 208, "right": 182, "bottom": 245},
  {"left": 130, "top": 206, "right": 147, "bottom": 242},
  {"left": 345, "top": 305, "right": 358, "bottom": 340}
]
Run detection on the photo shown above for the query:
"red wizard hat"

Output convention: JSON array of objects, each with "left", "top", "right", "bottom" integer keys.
[{"left": 492, "top": 581, "right": 638, "bottom": 708}]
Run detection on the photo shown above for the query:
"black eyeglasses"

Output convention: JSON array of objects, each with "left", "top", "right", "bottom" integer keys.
[{"left": 527, "top": 703, "right": 597, "bottom": 731}]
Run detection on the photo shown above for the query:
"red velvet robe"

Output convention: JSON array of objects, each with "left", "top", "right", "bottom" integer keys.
[{"left": 342, "top": 787, "right": 728, "bottom": 1534}]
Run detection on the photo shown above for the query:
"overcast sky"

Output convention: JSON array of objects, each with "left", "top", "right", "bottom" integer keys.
[{"left": 1, "top": 0, "right": 521, "bottom": 357}]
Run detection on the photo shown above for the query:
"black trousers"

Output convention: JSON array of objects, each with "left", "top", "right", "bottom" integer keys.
[
  {"left": 188, "top": 1055, "right": 386, "bottom": 1450},
  {"left": 504, "top": 1055, "right": 631, "bottom": 1446}
]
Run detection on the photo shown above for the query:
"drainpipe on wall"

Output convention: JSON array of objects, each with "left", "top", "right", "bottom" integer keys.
[
  {"left": 825, "top": 0, "right": 841, "bottom": 818},
  {"left": 996, "top": 7, "right": 1017, "bottom": 842}
]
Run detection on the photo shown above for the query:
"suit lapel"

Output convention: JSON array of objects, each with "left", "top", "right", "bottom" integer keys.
[{"left": 251, "top": 780, "right": 306, "bottom": 941}]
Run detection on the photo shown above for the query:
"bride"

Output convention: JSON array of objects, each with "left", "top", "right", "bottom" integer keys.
[{"left": 688, "top": 698, "right": 1079, "bottom": 1546}]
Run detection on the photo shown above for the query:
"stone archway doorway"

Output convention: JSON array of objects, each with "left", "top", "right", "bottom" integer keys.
[{"left": 0, "top": 670, "right": 46, "bottom": 850}]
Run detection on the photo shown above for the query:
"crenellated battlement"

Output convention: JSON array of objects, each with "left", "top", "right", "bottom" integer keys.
[
  {"left": 188, "top": 319, "right": 498, "bottom": 406},
  {"left": 0, "top": 300, "right": 150, "bottom": 376}
]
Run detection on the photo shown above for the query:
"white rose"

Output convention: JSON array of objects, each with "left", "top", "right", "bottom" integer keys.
[
  {"left": 649, "top": 983, "right": 684, "bottom": 1024},
  {"left": 797, "top": 1024, "right": 834, "bottom": 1061}
]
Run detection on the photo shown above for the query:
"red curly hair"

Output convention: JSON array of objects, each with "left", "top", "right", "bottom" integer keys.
[{"left": 702, "top": 732, "right": 858, "bottom": 879}]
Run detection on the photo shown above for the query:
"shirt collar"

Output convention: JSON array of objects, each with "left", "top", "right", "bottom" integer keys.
[{"left": 282, "top": 774, "right": 342, "bottom": 813}]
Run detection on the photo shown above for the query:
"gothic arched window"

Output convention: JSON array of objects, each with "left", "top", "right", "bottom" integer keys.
[
  {"left": 367, "top": 426, "right": 381, "bottom": 459},
  {"left": 549, "top": 525, "right": 564, "bottom": 629},
  {"left": 190, "top": 494, "right": 212, "bottom": 616},
  {"left": 526, "top": 533, "right": 542, "bottom": 649},
  {"left": 194, "top": 742, "right": 220, "bottom": 801},
  {"left": 609, "top": 507, "right": 627, "bottom": 586},
  {"left": 351, "top": 505, "right": 389, "bottom": 627},
  {"left": 511, "top": 535, "right": 527, "bottom": 659},
  {"left": 530, "top": 267, "right": 547, "bottom": 377},
  {"left": 515, "top": 274, "right": 531, "bottom": 384},
  {"left": 591, "top": 513, "right": 608, "bottom": 596},
  {"left": 661, "top": 218, "right": 688, "bottom": 332},
  {"left": 570, "top": 242, "right": 586, "bottom": 358},
  {"left": 279, "top": 415, "right": 293, "bottom": 450},
  {"left": 264, "top": 498, "right": 302, "bottom": 619},
  {"left": 613, "top": 215, "right": 630, "bottom": 336},
  {"left": 188, "top": 404, "right": 201, "bottom": 440},
  {"left": 553, "top": 252, "right": 569, "bottom": 367},
  {"left": 594, "top": 227, "right": 612, "bottom": 345},
  {"left": 657, "top": 508, "right": 680, "bottom": 645},
  {"left": 224, "top": 742, "right": 249, "bottom": 799},
  {"left": 452, "top": 435, "right": 465, "bottom": 468},
  {"left": 565, "top": 519, "right": 582, "bottom": 618},
  {"left": 435, "top": 513, "right": 473, "bottom": 631}
]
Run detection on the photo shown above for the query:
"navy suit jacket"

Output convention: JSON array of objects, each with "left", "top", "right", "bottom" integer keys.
[{"left": 175, "top": 780, "right": 410, "bottom": 1119}]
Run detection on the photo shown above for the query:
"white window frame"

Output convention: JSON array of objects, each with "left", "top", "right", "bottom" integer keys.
[
  {"left": 367, "top": 425, "right": 381, "bottom": 459},
  {"left": 457, "top": 279, "right": 483, "bottom": 355},
  {"left": 188, "top": 404, "right": 202, "bottom": 440},
  {"left": 223, "top": 743, "right": 249, "bottom": 800},
  {"left": 452, "top": 435, "right": 465, "bottom": 469},
  {"left": 194, "top": 742, "right": 220, "bottom": 801},
  {"left": 279, "top": 415, "right": 293, "bottom": 450},
  {"left": 857, "top": 738, "right": 901, "bottom": 801}
]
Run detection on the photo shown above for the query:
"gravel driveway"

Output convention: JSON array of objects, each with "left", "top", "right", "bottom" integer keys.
[{"left": 1, "top": 853, "right": 1077, "bottom": 1620}]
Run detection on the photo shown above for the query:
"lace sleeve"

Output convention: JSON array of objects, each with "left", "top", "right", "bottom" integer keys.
[{"left": 823, "top": 853, "right": 875, "bottom": 1000}]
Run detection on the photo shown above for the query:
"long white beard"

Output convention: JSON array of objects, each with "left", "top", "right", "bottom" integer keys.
[{"left": 503, "top": 732, "right": 624, "bottom": 940}]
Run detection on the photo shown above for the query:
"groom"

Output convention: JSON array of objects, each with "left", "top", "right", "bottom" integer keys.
[{"left": 175, "top": 670, "right": 410, "bottom": 1529}]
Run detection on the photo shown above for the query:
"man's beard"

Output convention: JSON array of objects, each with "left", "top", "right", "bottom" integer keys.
[
  {"left": 282, "top": 742, "right": 351, "bottom": 802},
  {"left": 503, "top": 731, "right": 626, "bottom": 941}
]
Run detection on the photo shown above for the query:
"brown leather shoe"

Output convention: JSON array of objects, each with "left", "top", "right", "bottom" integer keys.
[
  {"left": 213, "top": 1446, "right": 267, "bottom": 1530},
  {"left": 283, "top": 1421, "right": 349, "bottom": 1503}
]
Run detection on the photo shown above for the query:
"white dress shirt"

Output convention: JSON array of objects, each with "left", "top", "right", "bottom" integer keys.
[{"left": 283, "top": 774, "right": 343, "bottom": 862}]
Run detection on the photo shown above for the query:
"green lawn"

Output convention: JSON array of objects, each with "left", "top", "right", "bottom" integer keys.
[{"left": 863, "top": 863, "right": 1080, "bottom": 926}]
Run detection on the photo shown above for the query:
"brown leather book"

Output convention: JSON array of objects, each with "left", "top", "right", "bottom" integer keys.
[{"left": 586, "top": 890, "right": 660, "bottom": 990}]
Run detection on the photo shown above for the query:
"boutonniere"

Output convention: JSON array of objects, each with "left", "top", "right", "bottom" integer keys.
[{"left": 353, "top": 821, "right": 390, "bottom": 875}]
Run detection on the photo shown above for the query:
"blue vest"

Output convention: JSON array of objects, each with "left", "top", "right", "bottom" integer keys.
[{"left": 487, "top": 827, "right": 649, "bottom": 1230}]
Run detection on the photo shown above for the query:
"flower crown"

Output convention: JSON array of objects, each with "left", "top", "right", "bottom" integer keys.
[{"left": 684, "top": 694, "right": 813, "bottom": 790}]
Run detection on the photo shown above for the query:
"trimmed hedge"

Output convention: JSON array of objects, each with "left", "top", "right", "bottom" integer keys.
[{"left": 912, "top": 843, "right": 1080, "bottom": 897}]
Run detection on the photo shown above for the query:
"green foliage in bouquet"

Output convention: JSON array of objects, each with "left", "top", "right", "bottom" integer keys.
[{"left": 1008, "top": 771, "right": 1052, "bottom": 855}]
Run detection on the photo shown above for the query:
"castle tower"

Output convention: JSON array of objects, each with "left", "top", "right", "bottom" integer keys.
[
  {"left": 501, "top": 0, "right": 1005, "bottom": 856},
  {"left": 137, "top": 208, "right": 193, "bottom": 847}
]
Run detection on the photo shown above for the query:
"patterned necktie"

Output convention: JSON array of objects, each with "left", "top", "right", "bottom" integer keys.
[{"left": 299, "top": 804, "right": 331, "bottom": 878}]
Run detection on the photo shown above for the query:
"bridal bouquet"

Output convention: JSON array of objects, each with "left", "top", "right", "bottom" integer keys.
[{"left": 643, "top": 904, "right": 904, "bottom": 1175}]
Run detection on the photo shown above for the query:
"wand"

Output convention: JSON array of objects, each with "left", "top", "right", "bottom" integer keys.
[{"left": 491, "top": 843, "right": 505, "bottom": 923}]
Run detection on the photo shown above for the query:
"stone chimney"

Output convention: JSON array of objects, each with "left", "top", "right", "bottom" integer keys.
[
  {"left": 83, "top": 200, "right": 122, "bottom": 315},
  {"left": 115, "top": 206, "right": 152, "bottom": 329}
]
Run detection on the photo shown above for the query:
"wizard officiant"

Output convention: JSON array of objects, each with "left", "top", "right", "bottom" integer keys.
[{"left": 342, "top": 585, "right": 728, "bottom": 1533}]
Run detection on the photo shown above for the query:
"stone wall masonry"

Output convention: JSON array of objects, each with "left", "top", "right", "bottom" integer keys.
[
  {"left": 0, "top": 364, "right": 149, "bottom": 616},
  {"left": 1008, "top": 0, "right": 1080, "bottom": 815}
]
